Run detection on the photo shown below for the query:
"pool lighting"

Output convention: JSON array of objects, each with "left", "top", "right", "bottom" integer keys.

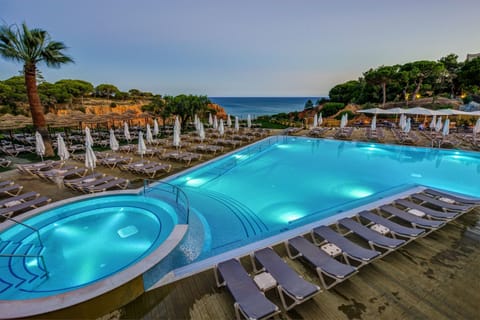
[
  {"left": 277, "top": 211, "right": 305, "bottom": 224},
  {"left": 233, "top": 154, "right": 249, "bottom": 160},
  {"left": 348, "top": 188, "right": 374, "bottom": 198},
  {"left": 185, "top": 177, "right": 207, "bottom": 187},
  {"left": 277, "top": 144, "right": 291, "bottom": 149}
]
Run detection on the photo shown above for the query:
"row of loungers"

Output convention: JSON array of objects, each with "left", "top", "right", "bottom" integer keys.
[
  {"left": 214, "top": 188, "right": 479, "bottom": 319},
  {"left": 0, "top": 180, "right": 52, "bottom": 219}
]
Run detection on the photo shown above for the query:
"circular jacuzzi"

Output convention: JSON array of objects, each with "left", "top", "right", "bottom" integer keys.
[{"left": 0, "top": 192, "right": 187, "bottom": 318}]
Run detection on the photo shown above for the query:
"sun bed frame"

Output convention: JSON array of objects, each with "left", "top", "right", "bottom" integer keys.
[
  {"left": 357, "top": 210, "right": 426, "bottom": 239},
  {"left": 409, "top": 193, "right": 473, "bottom": 213},
  {"left": 337, "top": 218, "right": 406, "bottom": 254},
  {"left": 311, "top": 225, "right": 381, "bottom": 267},
  {"left": 422, "top": 188, "right": 480, "bottom": 205},
  {"left": 251, "top": 247, "right": 321, "bottom": 310},
  {"left": 379, "top": 205, "right": 446, "bottom": 230},
  {"left": 285, "top": 236, "right": 358, "bottom": 289},
  {"left": 214, "top": 258, "right": 280, "bottom": 320},
  {"left": 394, "top": 199, "right": 458, "bottom": 221}
]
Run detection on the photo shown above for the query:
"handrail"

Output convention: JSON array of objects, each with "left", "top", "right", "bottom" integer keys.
[
  {"left": 2, "top": 216, "right": 44, "bottom": 248},
  {"left": 0, "top": 253, "right": 49, "bottom": 277},
  {"left": 143, "top": 179, "right": 190, "bottom": 224}
]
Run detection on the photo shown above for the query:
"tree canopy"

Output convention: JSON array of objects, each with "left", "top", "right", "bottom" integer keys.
[{"left": 328, "top": 53, "right": 479, "bottom": 106}]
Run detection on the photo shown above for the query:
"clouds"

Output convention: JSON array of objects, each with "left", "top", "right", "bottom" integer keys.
[{"left": 1, "top": 0, "right": 480, "bottom": 96}]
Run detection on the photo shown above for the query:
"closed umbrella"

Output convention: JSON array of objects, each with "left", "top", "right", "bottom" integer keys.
[
  {"left": 35, "top": 131, "right": 46, "bottom": 161},
  {"left": 247, "top": 114, "right": 252, "bottom": 128},
  {"left": 124, "top": 122, "right": 131, "bottom": 141},
  {"left": 84, "top": 126, "right": 94, "bottom": 147},
  {"left": 194, "top": 114, "right": 200, "bottom": 132},
  {"left": 227, "top": 114, "right": 232, "bottom": 127},
  {"left": 371, "top": 115, "right": 377, "bottom": 131},
  {"left": 474, "top": 118, "right": 480, "bottom": 136},
  {"left": 340, "top": 113, "right": 348, "bottom": 129},
  {"left": 399, "top": 114, "right": 406, "bottom": 130},
  {"left": 429, "top": 115, "right": 437, "bottom": 131},
  {"left": 109, "top": 129, "right": 119, "bottom": 152},
  {"left": 442, "top": 119, "right": 450, "bottom": 137},
  {"left": 153, "top": 119, "right": 159, "bottom": 136},
  {"left": 318, "top": 113, "right": 323, "bottom": 126},
  {"left": 56, "top": 133, "right": 70, "bottom": 162},
  {"left": 234, "top": 116, "right": 239, "bottom": 132},
  {"left": 173, "top": 116, "right": 181, "bottom": 149},
  {"left": 213, "top": 115, "right": 218, "bottom": 129},
  {"left": 404, "top": 117, "right": 411, "bottom": 133},
  {"left": 219, "top": 119, "right": 225, "bottom": 136},
  {"left": 199, "top": 122, "right": 205, "bottom": 143},
  {"left": 146, "top": 124, "right": 154, "bottom": 144},
  {"left": 435, "top": 117, "right": 443, "bottom": 132},
  {"left": 137, "top": 131, "right": 147, "bottom": 158},
  {"left": 312, "top": 114, "right": 318, "bottom": 128},
  {"left": 208, "top": 113, "right": 213, "bottom": 126},
  {"left": 85, "top": 143, "right": 97, "bottom": 173}
]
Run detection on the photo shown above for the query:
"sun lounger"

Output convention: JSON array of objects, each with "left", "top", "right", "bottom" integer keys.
[
  {"left": 0, "top": 196, "right": 51, "bottom": 217},
  {"left": 394, "top": 199, "right": 458, "bottom": 221},
  {"left": 0, "top": 180, "right": 14, "bottom": 188},
  {"left": 36, "top": 166, "right": 87, "bottom": 182},
  {"left": 0, "top": 191, "right": 39, "bottom": 207},
  {"left": 379, "top": 205, "right": 445, "bottom": 230},
  {"left": 422, "top": 188, "right": 480, "bottom": 206},
  {"left": 214, "top": 258, "right": 280, "bottom": 320},
  {"left": 286, "top": 236, "right": 357, "bottom": 289},
  {"left": 99, "top": 156, "right": 133, "bottom": 168},
  {"left": 0, "top": 158, "right": 11, "bottom": 167},
  {"left": 0, "top": 184, "right": 23, "bottom": 197},
  {"left": 81, "top": 178, "right": 129, "bottom": 193},
  {"left": 252, "top": 247, "right": 321, "bottom": 310},
  {"left": 358, "top": 210, "right": 426, "bottom": 239},
  {"left": 16, "top": 160, "right": 61, "bottom": 175},
  {"left": 71, "top": 175, "right": 118, "bottom": 192},
  {"left": 338, "top": 218, "right": 406, "bottom": 252},
  {"left": 63, "top": 173, "right": 105, "bottom": 189},
  {"left": 410, "top": 193, "right": 473, "bottom": 213},
  {"left": 311, "top": 225, "right": 381, "bottom": 267},
  {"left": 138, "top": 163, "right": 172, "bottom": 178}
]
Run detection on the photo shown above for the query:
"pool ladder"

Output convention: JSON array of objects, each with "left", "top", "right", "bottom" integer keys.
[{"left": 0, "top": 216, "right": 48, "bottom": 279}]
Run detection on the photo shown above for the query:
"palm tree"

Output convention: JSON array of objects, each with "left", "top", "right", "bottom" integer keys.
[{"left": 0, "top": 22, "right": 73, "bottom": 156}]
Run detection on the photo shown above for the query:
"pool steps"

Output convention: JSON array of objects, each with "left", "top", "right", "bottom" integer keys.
[{"left": 0, "top": 240, "right": 47, "bottom": 294}]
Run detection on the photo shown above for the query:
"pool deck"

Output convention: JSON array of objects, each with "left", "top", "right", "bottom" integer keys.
[
  {"left": 1, "top": 128, "right": 479, "bottom": 319},
  {"left": 116, "top": 207, "right": 480, "bottom": 320}
]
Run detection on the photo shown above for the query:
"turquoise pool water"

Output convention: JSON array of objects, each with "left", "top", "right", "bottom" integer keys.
[
  {"left": 0, "top": 195, "right": 177, "bottom": 300},
  {"left": 168, "top": 136, "right": 480, "bottom": 259}
]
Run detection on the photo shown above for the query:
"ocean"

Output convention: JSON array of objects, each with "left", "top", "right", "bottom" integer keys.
[{"left": 209, "top": 97, "right": 322, "bottom": 118}]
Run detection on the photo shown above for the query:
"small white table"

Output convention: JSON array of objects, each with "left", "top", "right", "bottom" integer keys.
[
  {"left": 321, "top": 242, "right": 342, "bottom": 257},
  {"left": 253, "top": 272, "right": 277, "bottom": 292},
  {"left": 370, "top": 223, "right": 390, "bottom": 235}
]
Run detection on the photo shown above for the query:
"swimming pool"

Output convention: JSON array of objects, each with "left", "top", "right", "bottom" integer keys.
[
  {"left": 167, "top": 136, "right": 480, "bottom": 261},
  {"left": 0, "top": 194, "right": 178, "bottom": 300}
]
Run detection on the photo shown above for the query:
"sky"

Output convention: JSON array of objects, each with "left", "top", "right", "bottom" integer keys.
[{"left": 1, "top": 0, "right": 480, "bottom": 97}]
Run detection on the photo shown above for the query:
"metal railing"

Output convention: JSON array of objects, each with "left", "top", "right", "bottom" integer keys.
[
  {"left": 0, "top": 216, "right": 49, "bottom": 276},
  {"left": 143, "top": 180, "right": 190, "bottom": 224}
]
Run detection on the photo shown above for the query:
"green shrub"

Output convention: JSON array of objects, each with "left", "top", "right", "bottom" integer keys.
[{"left": 321, "top": 102, "right": 344, "bottom": 117}]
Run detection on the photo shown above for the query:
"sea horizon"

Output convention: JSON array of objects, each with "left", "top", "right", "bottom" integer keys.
[{"left": 209, "top": 96, "right": 326, "bottom": 118}]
